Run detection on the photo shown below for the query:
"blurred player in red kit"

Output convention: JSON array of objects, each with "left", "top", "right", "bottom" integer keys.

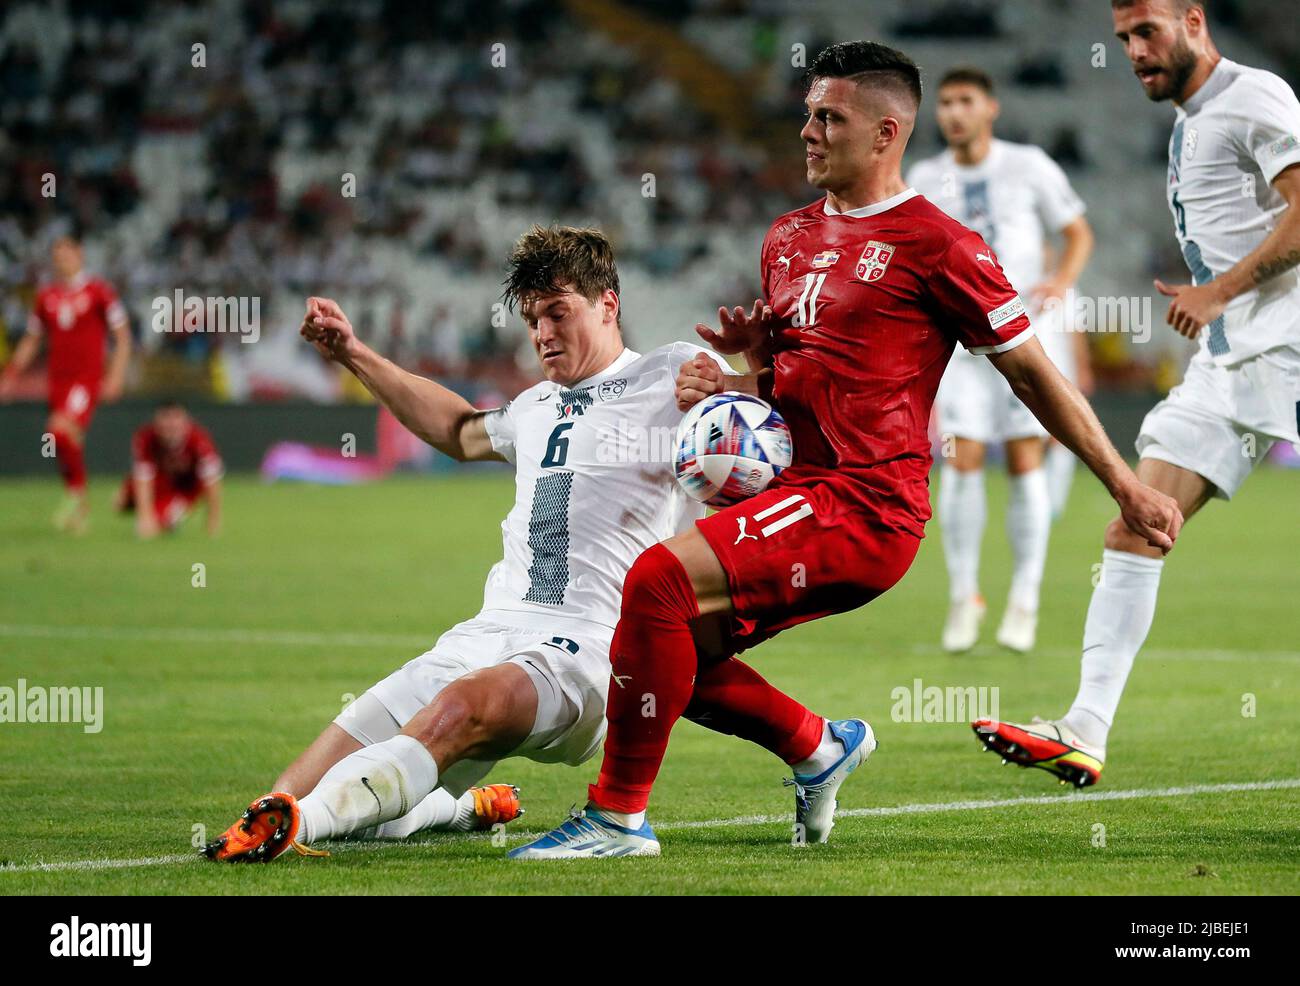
[
  {"left": 516, "top": 41, "right": 1184, "bottom": 859},
  {"left": 0, "top": 235, "right": 133, "bottom": 532},
  {"left": 115, "top": 402, "right": 224, "bottom": 539}
]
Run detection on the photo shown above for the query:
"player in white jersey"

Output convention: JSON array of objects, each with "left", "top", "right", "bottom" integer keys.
[
  {"left": 202, "top": 225, "right": 757, "bottom": 861},
  {"left": 908, "top": 67, "right": 1095, "bottom": 653},
  {"left": 975, "top": 0, "right": 1300, "bottom": 787}
]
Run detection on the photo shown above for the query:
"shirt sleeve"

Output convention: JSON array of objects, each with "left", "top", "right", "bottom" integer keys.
[
  {"left": 131, "top": 429, "right": 156, "bottom": 482},
  {"left": 670, "top": 341, "right": 733, "bottom": 377},
  {"left": 930, "top": 231, "right": 1035, "bottom": 355},
  {"left": 1030, "top": 149, "right": 1087, "bottom": 233},
  {"left": 482, "top": 402, "right": 518, "bottom": 464},
  {"left": 27, "top": 292, "right": 47, "bottom": 336},
  {"left": 193, "top": 429, "right": 224, "bottom": 484},
  {"left": 1235, "top": 72, "right": 1300, "bottom": 184},
  {"left": 98, "top": 280, "right": 128, "bottom": 327}
]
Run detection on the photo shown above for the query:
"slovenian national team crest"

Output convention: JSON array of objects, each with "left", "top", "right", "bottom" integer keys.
[{"left": 855, "top": 240, "right": 896, "bottom": 282}]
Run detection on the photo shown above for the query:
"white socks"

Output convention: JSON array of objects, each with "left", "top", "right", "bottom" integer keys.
[
  {"left": 1062, "top": 549, "right": 1165, "bottom": 754},
  {"left": 1006, "top": 467, "right": 1051, "bottom": 614},
  {"left": 298, "top": 734, "right": 439, "bottom": 843},
  {"left": 593, "top": 806, "right": 647, "bottom": 830},
  {"left": 357, "top": 789, "right": 475, "bottom": 839},
  {"left": 792, "top": 718, "right": 842, "bottom": 778},
  {"left": 1045, "top": 442, "right": 1076, "bottom": 520},
  {"left": 939, "top": 465, "right": 986, "bottom": 602}
]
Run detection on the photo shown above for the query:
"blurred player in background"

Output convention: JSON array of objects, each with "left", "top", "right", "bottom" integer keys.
[
  {"left": 909, "top": 67, "right": 1095, "bottom": 653},
  {"left": 0, "top": 235, "right": 132, "bottom": 533},
  {"left": 517, "top": 42, "right": 1181, "bottom": 860},
  {"left": 203, "top": 226, "right": 840, "bottom": 862},
  {"left": 114, "top": 402, "right": 224, "bottom": 539},
  {"left": 977, "top": 0, "right": 1300, "bottom": 786}
]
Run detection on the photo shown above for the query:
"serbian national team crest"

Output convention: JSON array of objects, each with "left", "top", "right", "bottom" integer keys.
[
  {"left": 854, "top": 240, "right": 896, "bottom": 282},
  {"left": 811, "top": 250, "right": 840, "bottom": 269}
]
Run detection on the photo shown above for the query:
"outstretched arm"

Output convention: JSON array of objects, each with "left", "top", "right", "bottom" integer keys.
[
  {"left": 1155, "top": 166, "right": 1300, "bottom": 337},
  {"left": 302, "top": 297, "right": 503, "bottom": 463},
  {"left": 0, "top": 331, "right": 42, "bottom": 400},
  {"left": 989, "top": 336, "right": 1183, "bottom": 553}
]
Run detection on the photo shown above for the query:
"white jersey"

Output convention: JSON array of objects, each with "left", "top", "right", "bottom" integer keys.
[
  {"left": 479, "top": 343, "right": 725, "bottom": 631},
  {"left": 1166, "top": 57, "right": 1300, "bottom": 365},
  {"left": 908, "top": 138, "right": 1085, "bottom": 367},
  {"left": 908, "top": 138, "right": 1085, "bottom": 300}
]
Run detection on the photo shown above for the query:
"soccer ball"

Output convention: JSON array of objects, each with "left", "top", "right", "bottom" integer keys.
[{"left": 674, "top": 392, "right": 792, "bottom": 508}]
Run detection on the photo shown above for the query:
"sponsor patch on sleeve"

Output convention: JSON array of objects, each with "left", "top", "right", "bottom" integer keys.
[
  {"left": 1267, "top": 134, "right": 1300, "bottom": 158},
  {"left": 987, "top": 297, "right": 1027, "bottom": 331}
]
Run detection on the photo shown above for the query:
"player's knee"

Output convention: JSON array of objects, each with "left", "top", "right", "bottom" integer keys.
[
  {"left": 1103, "top": 516, "right": 1144, "bottom": 553},
  {"left": 620, "top": 542, "right": 693, "bottom": 618}
]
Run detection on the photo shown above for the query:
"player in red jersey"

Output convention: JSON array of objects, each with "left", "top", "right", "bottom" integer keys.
[
  {"left": 0, "top": 235, "right": 133, "bottom": 532},
  {"left": 514, "top": 41, "right": 1183, "bottom": 859},
  {"left": 114, "top": 402, "right": 224, "bottom": 538}
]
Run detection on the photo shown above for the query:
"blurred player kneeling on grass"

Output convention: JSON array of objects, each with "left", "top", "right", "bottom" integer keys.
[{"left": 115, "top": 402, "right": 223, "bottom": 539}]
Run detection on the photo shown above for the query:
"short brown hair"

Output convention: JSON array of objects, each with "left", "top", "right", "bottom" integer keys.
[
  {"left": 1111, "top": 0, "right": 1204, "bottom": 14},
  {"left": 938, "top": 66, "right": 995, "bottom": 96},
  {"left": 502, "top": 224, "right": 621, "bottom": 325}
]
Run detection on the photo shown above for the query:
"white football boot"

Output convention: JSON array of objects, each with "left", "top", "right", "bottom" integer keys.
[
  {"left": 785, "top": 718, "right": 876, "bottom": 844},
  {"left": 942, "top": 595, "right": 986, "bottom": 653},
  {"left": 508, "top": 807, "right": 660, "bottom": 860},
  {"left": 996, "top": 604, "right": 1038, "bottom": 653}
]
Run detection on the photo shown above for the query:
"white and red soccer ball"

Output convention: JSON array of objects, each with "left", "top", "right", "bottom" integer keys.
[{"left": 674, "top": 392, "right": 792, "bottom": 508}]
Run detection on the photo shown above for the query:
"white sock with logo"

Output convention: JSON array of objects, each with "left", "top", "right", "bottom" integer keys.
[
  {"left": 939, "top": 465, "right": 986, "bottom": 602},
  {"left": 792, "top": 718, "right": 842, "bottom": 778},
  {"left": 1045, "top": 442, "right": 1077, "bottom": 520},
  {"left": 298, "top": 735, "right": 439, "bottom": 844},
  {"left": 1006, "top": 467, "right": 1051, "bottom": 613},
  {"left": 1062, "top": 549, "right": 1165, "bottom": 754},
  {"left": 354, "top": 789, "right": 473, "bottom": 839}
]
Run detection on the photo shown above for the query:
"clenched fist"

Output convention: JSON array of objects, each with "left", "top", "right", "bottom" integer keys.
[
  {"left": 676, "top": 353, "right": 726, "bottom": 411},
  {"left": 301, "top": 296, "right": 363, "bottom": 364}
]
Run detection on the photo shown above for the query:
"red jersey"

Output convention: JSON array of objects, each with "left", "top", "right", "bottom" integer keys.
[
  {"left": 28, "top": 274, "right": 126, "bottom": 383},
  {"left": 761, "top": 188, "right": 1033, "bottom": 535},
  {"left": 132, "top": 423, "right": 224, "bottom": 493}
]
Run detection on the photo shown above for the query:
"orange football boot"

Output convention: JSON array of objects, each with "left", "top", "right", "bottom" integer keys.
[
  {"left": 202, "top": 792, "right": 328, "bottom": 863},
  {"left": 469, "top": 784, "right": 523, "bottom": 828}
]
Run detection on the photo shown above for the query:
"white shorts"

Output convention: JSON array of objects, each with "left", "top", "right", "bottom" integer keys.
[
  {"left": 336, "top": 612, "right": 612, "bottom": 796},
  {"left": 937, "top": 347, "right": 1047, "bottom": 444},
  {"left": 1137, "top": 346, "right": 1300, "bottom": 499}
]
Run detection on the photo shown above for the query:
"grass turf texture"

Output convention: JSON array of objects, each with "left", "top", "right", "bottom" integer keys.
[{"left": 1, "top": 470, "right": 1297, "bottom": 895}]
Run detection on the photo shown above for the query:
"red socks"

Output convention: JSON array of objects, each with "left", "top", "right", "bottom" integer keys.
[
  {"left": 52, "top": 428, "right": 86, "bottom": 493},
  {"left": 589, "top": 544, "right": 823, "bottom": 814},
  {"left": 685, "top": 655, "right": 822, "bottom": 766},
  {"left": 590, "top": 544, "right": 700, "bottom": 812}
]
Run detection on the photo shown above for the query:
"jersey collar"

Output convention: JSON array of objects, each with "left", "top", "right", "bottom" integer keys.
[
  {"left": 823, "top": 186, "right": 919, "bottom": 219},
  {"left": 1180, "top": 57, "right": 1235, "bottom": 115}
]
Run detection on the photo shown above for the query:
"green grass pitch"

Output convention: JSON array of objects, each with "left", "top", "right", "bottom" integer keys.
[{"left": 1, "top": 468, "right": 1297, "bottom": 895}]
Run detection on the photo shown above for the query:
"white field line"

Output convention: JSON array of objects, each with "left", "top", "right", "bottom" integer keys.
[
  {"left": 2, "top": 624, "right": 1298, "bottom": 663},
  {"left": 2, "top": 778, "right": 1297, "bottom": 876}
]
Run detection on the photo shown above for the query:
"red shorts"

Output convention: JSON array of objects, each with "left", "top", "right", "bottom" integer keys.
[
  {"left": 49, "top": 378, "right": 99, "bottom": 430},
  {"left": 119, "top": 477, "right": 200, "bottom": 529},
  {"left": 696, "top": 479, "right": 922, "bottom": 653}
]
